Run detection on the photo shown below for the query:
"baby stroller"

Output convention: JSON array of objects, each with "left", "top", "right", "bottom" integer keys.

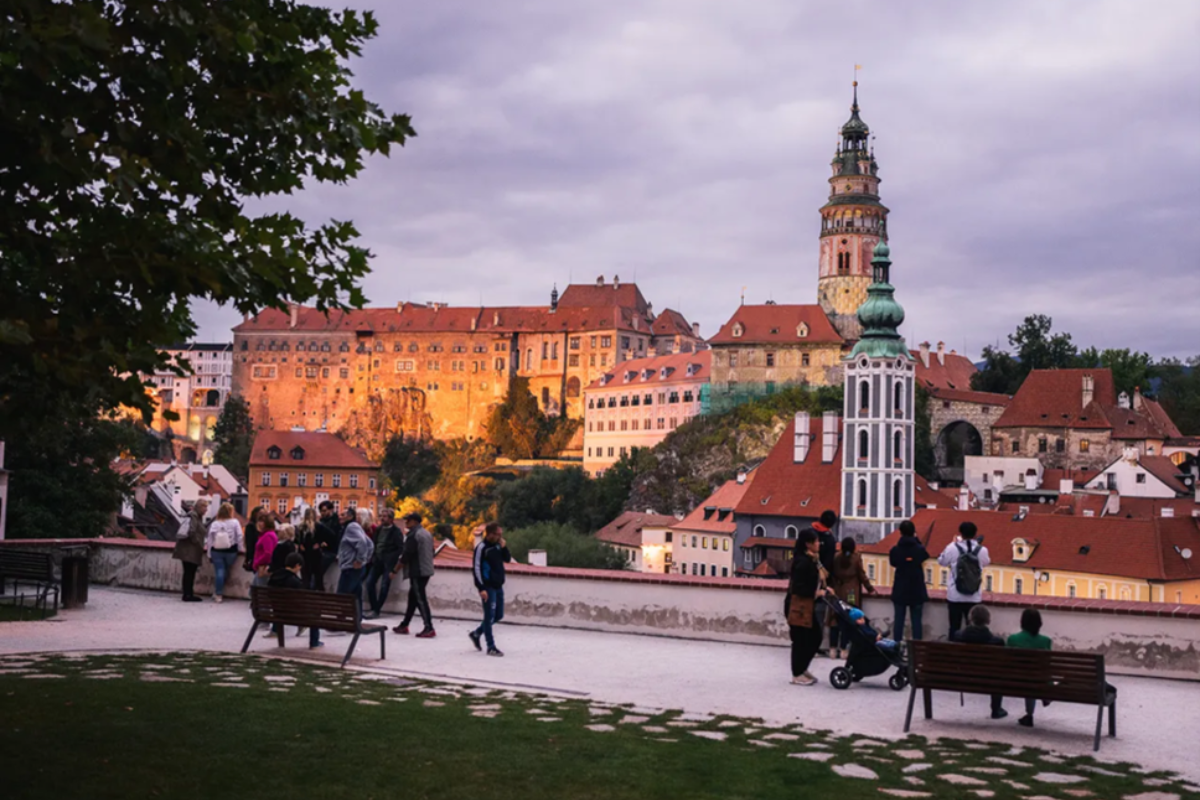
[{"left": 824, "top": 596, "right": 908, "bottom": 691}]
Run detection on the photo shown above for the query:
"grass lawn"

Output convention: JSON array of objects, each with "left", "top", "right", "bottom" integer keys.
[{"left": 0, "top": 653, "right": 1194, "bottom": 800}]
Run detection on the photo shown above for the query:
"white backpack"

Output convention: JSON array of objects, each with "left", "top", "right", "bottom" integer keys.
[
  {"left": 175, "top": 516, "right": 192, "bottom": 541},
  {"left": 212, "top": 521, "right": 235, "bottom": 551}
]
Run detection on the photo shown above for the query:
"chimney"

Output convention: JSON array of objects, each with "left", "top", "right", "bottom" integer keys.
[
  {"left": 613, "top": 274, "right": 620, "bottom": 289},
  {"left": 957, "top": 487, "right": 970, "bottom": 511},
  {"left": 596, "top": 275, "right": 605, "bottom": 287},
  {"left": 1059, "top": 478, "right": 1074, "bottom": 495},
  {"left": 1133, "top": 386, "right": 1144, "bottom": 411},
  {"left": 692, "top": 322, "right": 700, "bottom": 337},
  {"left": 918, "top": 342, "right": 931, "bottom": 369},
  {"left": 1023, "top": 471, "right": 1038, "bottom": 491},
  {"left": 936, "top": 341, "right": 945, "bottom": 366},
  {"left": 821, "top": 410, "right": 839, "bottom": 463},
  {"left": 1082, "top": 374, "right": 1094, "bottom": 409},
  {"left": 736, "top": 470, "right": 747, "bottom": 485},
  {"left": 493, "top": 311, "right": 501, "bottom": 326},
  {"left": 289, "top": 304, "right": 298, "bottom": 329},
  {"left": 793, "top": 412, "right": 811, "bottom": 463},
  {"left": 1106, "top": 490, "right": 1120, "bottom": 516}
]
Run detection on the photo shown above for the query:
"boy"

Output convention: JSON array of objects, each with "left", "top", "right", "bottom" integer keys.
[
  {"left": 848, "top": 607, "right": 899, "bottom": 652},
  {"left": 469, "top": 523, "right": 511, "bottom": 657}
]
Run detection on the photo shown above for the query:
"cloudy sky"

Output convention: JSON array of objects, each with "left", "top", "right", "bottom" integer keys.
[{"left": 195, "top": 1, "right": 1200, "bottom": 361}]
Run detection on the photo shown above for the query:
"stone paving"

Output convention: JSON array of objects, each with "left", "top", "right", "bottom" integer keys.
[{"left": 4, "top": 586, "right": 1200, "bottom": 797}]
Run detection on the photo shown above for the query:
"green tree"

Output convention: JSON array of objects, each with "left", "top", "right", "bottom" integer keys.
[
  {"left": 0, "top": 1, "right": 415, "bottom": 438},
  {"left": 504, "top": 522, "right": 630, "bottom": 570},
  {"left": 381, "top": 435, "right": 442, "bottom": 500},
  {"left": 1076, "top": 347, "right": 1154, "bottom": 396},
  {"left": 211, "top": 395, "right": 255, "bottom": 480},
  {"left": 913, "top": 386, "right": 936, "bottom": 480},
  {"left": 970, "top": 345, "right": 1023, "bottom": 394},
  {"left": 484, "top": 377, "right": 581, "bottom": 459},
  {"left": 1155, "top": 356, "right": 1200, "bottom": 435},
  {"left": 1010, "top": 314, "right": 1078, "bottom": 372}
]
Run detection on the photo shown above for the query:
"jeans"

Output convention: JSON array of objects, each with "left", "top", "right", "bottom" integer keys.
[
  {"left": 948, "top": 601, "right": 975, "bottom": 634},
  {"left": 181, "top": 562, "right": 199, "bottom": 598},
  {"left": 364, "top": 562, "right": 395, "bottom": 614},
  {"left": 336, "top": 566, "right": 365, "bottom": 599},
  {"left": 473, "top": 587, "right": 505, "bottom": 650},
  {"left": 401, "top": 576, "right": 433, "bottom": 631},
  {"left": 893, "top": 601, "right": 925, "bottom": 641},
  {"left": 210, "top": 550, "right": 239, "bottom": 596}
]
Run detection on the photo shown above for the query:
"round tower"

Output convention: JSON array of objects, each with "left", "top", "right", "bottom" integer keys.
[{"left": 817, "top": 81, "right": 889, "bottom": 342}]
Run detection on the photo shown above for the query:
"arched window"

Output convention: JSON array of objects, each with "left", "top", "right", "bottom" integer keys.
[
  {"left": 1120, "top": 586, "right": 1132, "bottom": 601},
  {"left": 856, "top": 479, "right": 868, "bottom": 510},
  {"left": 785, "top": 525, "right": 798, "bottom": 539},
  {"left": 858, "top": 429, "right": 869, "bottom": 463},
  {"left": 893, "top": 479, "right": 903, "bottom": 511},
  {"left": 860, "top": 380, "right": 870, "bottom": 414},
  {"left": 1067, "top": 582, "right": 1077, "bottom": 598},
  {"left": 893, "top": 430, "right": 903, "bottom": 463},
  {"left": 894, "top": 381, "right": 903, "bottom": 413},
  {"left": 753, "top": 524, "right": 766, "bottom": 537},
  {"left": 1097, "top": 586, "right": 1107, "bottom": 600}
]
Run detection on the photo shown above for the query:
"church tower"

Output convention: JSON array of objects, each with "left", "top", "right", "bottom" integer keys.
[
  {"left": 839, "top": 241, "right": 915, "bottom": 544},
  {"left": 818, "top": 82, "right": 889, "bottom": 342}
]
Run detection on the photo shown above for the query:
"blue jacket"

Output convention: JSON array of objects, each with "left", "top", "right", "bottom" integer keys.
[{"left": 473, "top": 541, "right": 512, "bottom": 591}]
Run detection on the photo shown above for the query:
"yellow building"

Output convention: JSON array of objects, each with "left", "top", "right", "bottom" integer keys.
[{"left": 860, "top": 508, "right": 1200, "bottom": 606}]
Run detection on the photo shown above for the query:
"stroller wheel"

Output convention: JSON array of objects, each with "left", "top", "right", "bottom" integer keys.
[
  {"left": 888, "top": 672, "right": 908, "bottom": 691},
  {"left": 830, "top": 666, "right": 852, "bottom": 690}
]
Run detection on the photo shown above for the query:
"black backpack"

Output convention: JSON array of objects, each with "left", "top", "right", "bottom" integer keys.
[{"left": 954, "top": 541, "right": 983, "bottom": 595}]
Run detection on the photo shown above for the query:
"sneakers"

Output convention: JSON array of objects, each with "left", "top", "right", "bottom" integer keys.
[
  {"left": 296, "top": 627, "right": 307, "bottom": 636},
  {"left": 213, "top": 595, "right": 224, "bottom": 604},
  {"left": 1018, "top": 714, "right": 1034, "bottom": 728},
  {"left": 393, "top": 625, "right": 410, "bottom": 635},
  {"left": 791, "top": 673, "right": 816, "bottom": 686},
  {"left": 487, "top": 648, "right": 504, "bottom": 657},
  {"left": 415, "top": 629, "right": 437, "bottom": 639},
  {"left": 468, "top": 630, "right": 482, "bottom": 651},
  {"left": 991, "top": 708, "right": 1009, "bottom": 720},
  {"left": 310, "top": 642, "right": 325, "bottom": 650}
]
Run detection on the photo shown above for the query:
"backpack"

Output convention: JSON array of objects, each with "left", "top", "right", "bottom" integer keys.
[
  {"left": 954, "top": 541, "right": 983, "bottom": 595},
  {"left": 175, "top": 516, "right": 192, "bottom": 541},
  {"left": 212, "top": 521, "right": 234, "bottom": 551}
]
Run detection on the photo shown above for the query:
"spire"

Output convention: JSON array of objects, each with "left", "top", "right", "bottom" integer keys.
[
  {"left": 849, "top": 242, "right": 908, "bottom": 359},
  {"left": 550, "top": 283, "right": 559, "bottom": 312},
  {"left": 840, "top": 80, "right": 869, "bottom": 144}
]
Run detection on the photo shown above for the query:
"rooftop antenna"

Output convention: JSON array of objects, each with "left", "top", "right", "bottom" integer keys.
[{"left": 741, "top": 286, "right": 747, "bottom": 306}]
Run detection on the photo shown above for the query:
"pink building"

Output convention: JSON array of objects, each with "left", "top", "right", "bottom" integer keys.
[{"left": 583, "top": 351, "right": 711, "bottom": 475}]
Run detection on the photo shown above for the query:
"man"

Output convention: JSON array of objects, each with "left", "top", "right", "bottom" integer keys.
[
  {"left": 393, "top": 512, "right": 436, "bottom": 638},
  {"left": 311, "top": 501, "right": 342, "bottom": 591},
  {"left": 363, "top": 509, "right": 403, "bottom": 619},
  {"left": 950, "top": 604, "right": 1007, "bottom": 719},
  {"left": 938, "top": 521, "right": 990, "bottom": 633},
  {"left": 336, "top": 508, "right": 374, "bottom": 599},
  {"left": 267, "top": 552, "right": 323, "bottom": 649},
  {"left": 797, "top": 509, "right": 839, "bottom": 655},
  {"left": 469, "top": 523, "right": 512, "bottom": 657}
]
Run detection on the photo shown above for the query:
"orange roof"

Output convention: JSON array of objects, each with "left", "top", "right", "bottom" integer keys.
[
  {"left": 249, "top": 430, "right": 375, "bottom": 470},
  {"left": 735, "top": 415, "right": 842, "bottom": 518},
  {"left": 1134, "top": 456, "right": 1191, "bottom": 494},
  {"left": 1108, "top": 496, "right": 1200, "bottom": 520},
  {"left": 1109, "top": 401, "right": 1181, "bottom": 441},
  {"left": 651, "top": 308, "right": 696, "bottom": 338},
  {"left": 558, "top": 280, "right": 650, "bottom": 316},
  {"left": 585, "top": 351, "right": 711, "bottom": 390},
  {"left": 673, "top": 472, "right": 756, "bottom": 535},
  {"left": 709, "top": 304, "right": 843, "bottom": 346},
  {"left": 928, "top": 387, "right": 1012, "bottom": 407},
  {"left": 912, "top": 349, "right": 978, "bottom": 391},
  {"left": 595, "top": 510, "right": 678, "bottom": 548},
  {"left": 741, "top": 536, "right": 794, "bottom": 550},
  {"left": 1042, "top": 468, "right": 1098, "bottom": 488},
  {"left": 994, "top": 369, "right": 1116, "bottom": 430},
  {"left": 861, "top": 508, "right": 1200, "bottom": 582}
]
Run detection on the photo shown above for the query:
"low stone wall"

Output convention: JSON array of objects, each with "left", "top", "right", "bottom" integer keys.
[{"left": 4, "top": 538, "right": 1199, "bottom": 680}]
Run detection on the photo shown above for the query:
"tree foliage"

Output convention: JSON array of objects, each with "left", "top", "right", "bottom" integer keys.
[
  {"left": 970, "top": 345, "right": 1024, "bottom": 394},
  {"left": 211, "top": 394, "right": 255, "bottom": 480},
  {"left": 494, "top": 460, "right": 635, "bottom": 534},
  {"left": 971, "top": 315, "right": 1078, "bottom": 395},
  {"left": 1155, "top": 356, "right": 1200, "bottom": 435},
  {"left": 381, "top": 435, "right": 442, "bottom": 500},
  {"left": 913, "top": 386, "right": 936, "bottom": 480},
  {"left": 1077, "top": 347, "right": 1153, "bottom": 396},
  {"left": 484, "top": 377, "right": 581, "bottom": 459},
  {"left": 0, "top": 0, "right": 415, "bottom": 438},
  {"left": 503, "top": 522, "right": 630, "bottom": 571}
]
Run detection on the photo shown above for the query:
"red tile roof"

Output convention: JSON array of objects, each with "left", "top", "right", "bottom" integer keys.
[
  {"left": 673, "top": 472, "right": 756, "bottom": 535},
  {"left": 558, "top": 280, "right": 650, "bottom": 315},
  {"left": 1167, "top": 436, "right": 1200, "bottom": 448},
  {"left": 1041, "top": 468, "right": 1098, "bottom": 488},
  {"left": 912, "top": 349, "right": 978, "bottom": 391},
  {"left": 741, "top": 536, "right": 794, "bottom": 550},
  {"left": 708, "top": 304, "right": 843, "bottom": 345},
  {"left": 738, "top": 560, "right": 781, "bottom": 577},
  {"left": 861, "top": 508, "right": 1200, "bottom": 582},
  {"left": 735, "top": 414, "right": 843, "bottom": 518},
  {"left": 1138, "top": 456, "right": 1192, "bottom": 494},
  {"left": 651, "top": 308, "right": 697, "bottom": 338},
  {"left": 994, "top": 369, "right": 1116, "bottom": 430},
  {"left": 928, "top": 387, "right": 1013, "bottom": 407},
  {"left": 249, "top": 430, "right": 375, "bottom": 470},
  {"left": 1109, "top": 402, "right": 1181, "bottom": 441},
  {"left": 594, "top": 510, "right": 679, "bottom": 548},
  {"left": 585, "top": 351, "right": 711, "bottom": 390},
  {"left": 1107, "top": 496, "right": 1200, "bottom": 520}
]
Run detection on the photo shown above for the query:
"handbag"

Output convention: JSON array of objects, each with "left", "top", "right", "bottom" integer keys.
[
  {"left": 787, "top": 594, "right": 815, "bottom": 627},
  {"left": 175, "top": 516, "right": 191, "bottom": 541}
]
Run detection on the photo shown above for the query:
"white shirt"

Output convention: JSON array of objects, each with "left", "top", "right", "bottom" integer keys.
[
  {"left": 937, "top": 539, "right": 990, "bottom": 603},
  {"left": 205, "top": 518, "right": 244, "bottom": 554}
]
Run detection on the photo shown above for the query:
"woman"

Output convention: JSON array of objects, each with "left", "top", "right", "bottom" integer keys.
[
  {"left": 205, "top": 502, "right": 244, "bottom": 603},
  {"left": 1007, "top": 608, "right": 1052, "bottom": 728},
  {"left": 828, "top": 537, "right": 875, "bottom": 659},
  {"left": 296, "top": 507, "right": 321, "bottom": 590},
  {"left": 889, "top": 520, "right": 931, "bottom": 642},
  {"left": 242, "top": 507, "right": 266, "bottom": 573},
  {"left": 786, "top": 529, "right": 831, "bottom": 686},
  {"left": 172, "top": 498, "right": 210, "bottom": 602},
  {"left": 251, "top": 513, "right": 279, "bottom": 588},
  {"left": 270, "top": 524, "right": 298, "bottom": 577}
]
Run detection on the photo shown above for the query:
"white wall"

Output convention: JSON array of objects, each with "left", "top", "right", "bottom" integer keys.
[
  {"left": 1084, "top": 454, "right": 1178, "bottom": 499},
  {"left": 964, "top": 455, "right": 1042, "bottom": 506}
]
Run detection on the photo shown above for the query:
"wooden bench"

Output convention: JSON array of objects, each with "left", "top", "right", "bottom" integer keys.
[
  {"left": 241, "top": 586, "right": 386, "bottom": 668},
  {"left": 904, "top": 640, "right": 1117, "bottom": 751},
  {"left": 0, "top": 550, "right": 59, "bottom": 614}
]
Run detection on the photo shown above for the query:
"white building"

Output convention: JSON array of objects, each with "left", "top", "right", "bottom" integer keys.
[
  {"left": 144, "top": 343, "right": 234, "bottom": 462},
  {"left": 1083, "top": 449, "right": 1193, "bottom": 499},
  {"left": 963, "top": 455, "right": 1044, "bottom": 507}
]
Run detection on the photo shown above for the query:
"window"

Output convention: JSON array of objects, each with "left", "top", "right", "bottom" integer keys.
[
  {"left": 332, "top": 474, "right": 342, "bottom": 488},
  {"left": 765, "top": 352, "right": 776, "bottom": 367},
  {"left": 894, "top": 382, "right": 903, "bottom": 413},
  {"left": 252, "top": 365, "right": 277, "bottom": 379},
  {"left": 1136, "top": 473, "right": 1146, "bottom": 484},
  {"left": 568, "top": 354, "right": 579, "bottom": 367},
  {"left": 702, "top": 537, "right": 708, "bottom": 549},
  {"left": 1014, "top": 578, "right": 1024, "bottom": 595},
  {"left": 621, "top": 337, "right": 630, "bottom": 350},
  {"left": 924, "top": 567, "right": 932, "bottom": 584},
  {"left": 279, "top": 472, "right": 289, "bottom": 487},
  {"left": 601, "top": 336, "right": 612, "bottom": 348},
  {"left": 1098, "top": 586, "right": 1107, "bottom": 600},
  {"left": 350, "top": 474, "right": 359, "bottom": 488},
  {"left": 1055, "top": 438, "right": 1065, "bottom": 453},
  {"left": 801, "top": 353, "right": 810, "bottom": 367},
  {"left": 1107, "top": 473, "right": 1118, "bottom": 490},
  {"left": 939, "top": 568, "right": 948, "bottom": 586},
  {"left": 1067, "top": 582, "right": 1077, "bottom": 598},
  {"left": 867, "top": 563, "right": 876, "bottom": 580},
  {"left": 314, "top": 473, "right": 324, "bottom": 487},
  {"left": 857, "top": 479, "right": 867, "bottom": 510},
  {"left": 692, "top": 536, "right": 698, "bottom": 548},
  {"left": 395, "top": 360, "right": 415, "bottom": 372},
  {"left": 339, "top": 368, "right": 349, "bottom": 379},
  {"left": 657, "top": 418, "right": 665, "bottom": 430},
  {"left": 277, "top": 498, "right": 288, "bottom": 514},
  {"left": 297, "top": 473, "right": 307, "bottom": 487},
  {"left": 1080, "top": 439, "right": 1090, "bottom": 453},
  {"left": 722, "top": 567, "right": 729, "bottom": 577},
  {"left": 893, "top": 479, "right": 902, "bottom": 511},
  {"left": 569, "top": 337, "right": 581, "bottom": 350},
  {"left": 893, "top": 430, "right": 903, "bottom": 463},
  {"left": 331, "top": 500, "right": 340, "bottom": 513},
  {"left": 267, "top": 446, "right": 282, "bottom": 460},
  {"left": 1038, "top": 438, "right": 1048, "bottom": 453},
  {"left": 723, "top": 540, "right": 729, "bottom": 551},
  {"left": 260, "top": 472, "right": 271, "bottom": 486},
  {"left": 785, "top": 525, "right": 798, "bottom": 539},
  {"left": 858, "top": 429, "right": 869, "bottom": 463}
]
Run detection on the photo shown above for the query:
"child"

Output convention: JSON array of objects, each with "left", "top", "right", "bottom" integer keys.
[
  {"left": 849, "top": 607, "right": 899, "bottom": 652},
  {"left": 266, "top": 553, "right": 323, "bottom": 649}
]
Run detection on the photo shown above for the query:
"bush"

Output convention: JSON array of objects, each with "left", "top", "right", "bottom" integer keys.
[{"left": 504, "top": 522, "right": 629, "bottom": 570}]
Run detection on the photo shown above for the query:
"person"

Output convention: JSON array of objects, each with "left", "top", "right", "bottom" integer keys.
[
  {"left": 172, "top": 498, "right": 210, "bottom": 602},
  {"left": 393, "top": 512, "right": 436, "bottom": 638},
  {"left": 336, "top": 508, "right": 375, "bottom": 600},
  {"left": 364, "top": 509, "right": 404, "bottom": 619},
  {"left": 241, "top": 507, "right": 266, "bottom": 574},
  {"left": 267, "top": 553, "right": 323, "bottom": 649},
  {"left": 950, "top": 604, "right": 1007, "bottom": 719},
  {"left": 296, "top": 507, "right": 319, "bottom": 589},
  {"left": 799, "top": 509, "right": 839, "bottom": 574},
  {"left": 1007, "top": 608, "right": 1052, "bottom": 727},
  {"left": 205, "top": 502, "right": 244, "bottom": 603},
  {"left": 270, "top": 524, "right": 297, "bottom": 576},
  {"left": 828, "top": 537, "right": 874, "bottom": 659},
  {"left": 469, "top": 522, "right": 512, "bottom": 657},
  {"left": 889, "top": 520, "right": 931, "bottom": 642},
  {"left": 252, "top": 513, "right": 279, "bottom": 587},
  {"left": 848, "top": 607, "right": 898, "bottom": 652},
  {"left": 786, "top": 528, "right": 832, "bottom": 686},
  {"left": 310, "top": 501, "right": 342, "bottom": 591},
  {"left": 938, "top": 521, "right": 990, "bottom": 633}
]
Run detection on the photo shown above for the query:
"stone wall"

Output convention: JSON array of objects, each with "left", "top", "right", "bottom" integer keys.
[
  {"left": 991, "top": 426, "right": 1116, "bottom": 471},
  {"left": 709, "top": 343, "right": 845, "bottom": 389},
  {"left": 930, "top": 398, "right": 1004, "bottom": 482}
]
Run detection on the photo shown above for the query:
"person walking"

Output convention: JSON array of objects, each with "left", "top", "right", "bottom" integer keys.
[
  {"left": 951, "top": 604, "right": 1007, "bottom": 719},
  {"left": 267, "top": 553, "right": 323, "bottom": 649},
  {"left": 364, "top": 509, "right": 404, "bottom": 619},
  {"left": 828, "top": 537, "right": 874, "bottom": 659},
  {"left": 335, "top": 508, "right": 375, "bottom": 600},
  {"left": 205, "top": 502, "right": 243, "bottom": 603},
  {"left": 172, "top": 498, "right": 210, "bottom": 602},
  {"left": 241, "top": 507, "right": 266, "bottom": 575},
  {"left": 469, "top": 523, "right": 512, "bottom": 657},
  {"left": 889, "top": 520, "right": 932, "bottom": 642},
  {"left": 393, "top": 512, "right": 436, "bottom": 638},
  {"left": 938, "top": 521, "right": 990, "bottom": 634},
  {"left": 1007, "top": 609, "right": 1052, "bottom": 727},
  {"left": 786, "top": 529, "right": 832, "bottom": 686},
  {"left": 251, "top": 513, "right": 279, "bottom": 588}
]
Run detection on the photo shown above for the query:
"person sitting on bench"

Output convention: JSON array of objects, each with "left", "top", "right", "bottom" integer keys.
[
  {"left": 267, "top": 553, "right": 323, "bottom": 649},
  {"left": 950, "top": 604, "right": 1007, "bottom": 720}
]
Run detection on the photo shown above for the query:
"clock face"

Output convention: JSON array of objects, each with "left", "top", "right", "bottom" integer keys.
[{"left": 845, "top": 184, "right": 853, "bottom": 192}]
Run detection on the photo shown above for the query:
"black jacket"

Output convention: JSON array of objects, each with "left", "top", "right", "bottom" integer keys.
[
  {"left": 952, "top": 624, "right": 1004, "bottom": 647},
  {"left": 267, "top": 570, "right": 304, "bottom": 590},
  {"left": 795, "top": 524, "right": 838, "bottom": 573},
  {"left": 889, "top": 536, "right": 932, "bottom": 605},
  {"left": 473, "top": 541, "right": 512, "bottom": 591},
  {"left": 242, "top": 522, "right": 260, "bottom": 572},
  {"left": 269, "top": 540, "right": 297, "bottom": 575},
  {"left": 373, "top": 524, "right": 405, "bottom": 569}
]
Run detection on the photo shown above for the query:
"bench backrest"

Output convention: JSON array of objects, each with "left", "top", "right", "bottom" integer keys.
[
  {"left": 249, "top": 586, "right": 362, "bottom": 633},
  {"left": 0, "top": 551, "right": 55, "bottom": 581},
  {"left": 908, "top": 640, "right": 1106, "bottom": 705}
]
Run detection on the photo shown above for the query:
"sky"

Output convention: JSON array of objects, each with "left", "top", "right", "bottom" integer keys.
[{"left": 194, "top": 1, "right": 1200, "bottom": 361}]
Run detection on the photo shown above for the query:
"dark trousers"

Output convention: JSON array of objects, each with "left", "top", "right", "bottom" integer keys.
[
  {"left": 893, "top": 601, "right": 924, "bottom": 641},
  {"left": 181, "top": 562, "right": 199, "bottom": 599},
  {"left": 948, "top": 601, "right": 975, "bottom": 633},
  {"left": 789, "top": 623, "right": 823, "bottom": 677},
  {"left": 364, "top": 562, "right": 395, "bottom": 614},
  {"left": 401, "top": 576, "right": 433, "bottom": 631},
  {"left": 336, "top": 566, "right": 365, "bottom": 599},
  {"left": 473, "top": 587, "right": 505, "bottom": 650},
  {"left": 311, "top": 552, "right": 336, "bottom": 592}
]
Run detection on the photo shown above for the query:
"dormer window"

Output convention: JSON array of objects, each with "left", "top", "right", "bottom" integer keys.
[
  {"left": 290, "top": 447, "right": 305, "bottom": 461},
  {"left": 732, "top": 323, "right": 744, "bottom": 338},
  {"left": 703, "top": 506, "right": 716, "bottom": 520},
  {"left": 797, "top": 322, "right": 809, "bottom": 338},
  {"left": 267, "top": 446, "right": 282, "bottom": 460}
]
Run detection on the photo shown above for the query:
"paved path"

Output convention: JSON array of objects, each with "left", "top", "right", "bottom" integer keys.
[{"left": 5, "top": 586, "right": 1199, "bottom": 781}]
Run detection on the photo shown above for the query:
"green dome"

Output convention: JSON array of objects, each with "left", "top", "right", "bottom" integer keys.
[
  {"left": 872, "top": 241, "right": 890, "bottom": 259},
  {"left": 849, "top": 241, "right": 910, "bottom": 360}
]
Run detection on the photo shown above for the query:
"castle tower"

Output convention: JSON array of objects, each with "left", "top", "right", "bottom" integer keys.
[
  {"left": 818, "top": 82, "right": 889, "bottom": 342},
  {"left": 839, "top": 241, "right": 914, "bottom": 543}
]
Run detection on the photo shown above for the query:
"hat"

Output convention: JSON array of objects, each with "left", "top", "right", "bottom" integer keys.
[{"left": 848, "top": 608, "right": 865, "bottom": 622}]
